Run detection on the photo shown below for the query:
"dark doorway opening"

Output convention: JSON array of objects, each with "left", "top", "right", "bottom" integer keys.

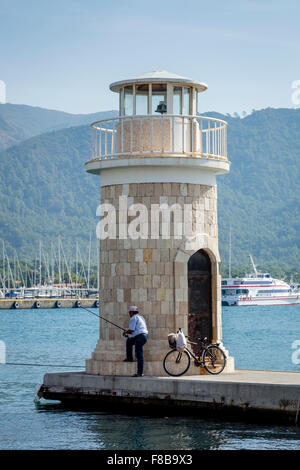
[{"left": 188, "top": 249, "right": 212, "bottom": 355}]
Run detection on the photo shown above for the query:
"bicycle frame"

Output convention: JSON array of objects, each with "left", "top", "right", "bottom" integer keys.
[
  {"left": 184, "top": 339, "right": 221, "bottom": 366},
  {"left": 184, "top": 343, "right": 204, "bottom": 365}
]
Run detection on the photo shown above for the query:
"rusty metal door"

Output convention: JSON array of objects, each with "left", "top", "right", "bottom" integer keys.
[{"left": 188, "top": 249, "right": 212, "bottom": 355}]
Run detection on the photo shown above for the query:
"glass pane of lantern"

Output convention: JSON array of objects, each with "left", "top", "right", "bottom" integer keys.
[
  {"left": 152, "top": 84, "right": 167, "bottom": 114},
  {"left": 120, "top": 88, "right": 124, "bottom": 115},
  {"left": 193, "top": 88, "right": 197, "bottom": 115},
  {"left": 136, "top": 84, "right": 149, "bottom": 115},
  {"left": 173, "top": 87, "right": 182, "bottom": 115},
  {"left": 124, "top": 86, "right": 133, "bottom": 115},
  {"left": 183, "top": 87, "right": 190, "bottom": 115}
]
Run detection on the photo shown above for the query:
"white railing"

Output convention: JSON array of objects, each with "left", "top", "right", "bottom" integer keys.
[{"left": 90, "top": 114, "right": 227, "bottom": 161}]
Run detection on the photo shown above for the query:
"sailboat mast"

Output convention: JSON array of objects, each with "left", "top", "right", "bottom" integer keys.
[
  {"left": 4, "top": 246, "right": 15, "bottom": 291},
  {"left": 2, "top": 241, "right": 5, "bottom": 293},
  {"left": 221, "top": 249, "right": 225, "bottom": 278},
  {"left": 39, "top": 240, "right": 42, "bottom": 287},
  {"left": 249, "top": 254, "right": 258, "bottom": 277},
  {"left": 58, "top": 235, "right": 62, "bottom": 287},
  {"left": 228, "top": 225, "right": 232, "bottom": 278},
  {"left": 50, "top": 241, "right": 54, "bottom": 286},
  {"left": 87, "top": 232, "right": 92, "bottom": 290},
  {"left": 76, "top": 241, "right": 78, "bottom": 295},
  {"left": 15, "top": 249, "right": 25, "bottom": 287},
  {"left": 14, "top": 252, "right": 16, "bottom": 286},
  {"left": 97, "top": 237, "right": 99, "bottom": 292}
]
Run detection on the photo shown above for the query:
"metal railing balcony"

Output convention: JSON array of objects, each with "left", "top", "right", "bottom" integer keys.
[{"left": 90, "top": 114, "right": 227, "bottom": 162}]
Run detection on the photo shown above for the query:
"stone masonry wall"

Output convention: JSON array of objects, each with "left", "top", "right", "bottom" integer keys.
[{"left": 86, "top": 181, "right": 218, "bottom": 375}]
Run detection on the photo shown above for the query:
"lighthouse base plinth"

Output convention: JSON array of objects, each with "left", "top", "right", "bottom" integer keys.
[{"left": 86, "top": 340, "right": 235, "bottom": 376}]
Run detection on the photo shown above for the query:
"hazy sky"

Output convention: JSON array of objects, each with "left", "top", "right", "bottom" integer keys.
[{"left": 0, "top": 0, "right": 299, "bottom": 115}]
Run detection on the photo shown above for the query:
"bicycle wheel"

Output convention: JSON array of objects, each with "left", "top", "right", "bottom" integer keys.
[
  {"left": 202, "top": 345, "right": 226, "bottom": 375},
  {"left": 163, "top": 349, "right": 191, "bottom": 377}
]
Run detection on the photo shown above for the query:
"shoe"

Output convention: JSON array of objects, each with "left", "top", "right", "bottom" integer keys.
[
  {"left": 123, "top": 358, "right": 134, "bottom": 362},
  {"left": 132, "top": 373, "right": 144, "bottom": 377}
]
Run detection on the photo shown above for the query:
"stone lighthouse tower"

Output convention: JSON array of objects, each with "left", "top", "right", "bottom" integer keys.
[{"left": 85, "top": 71, "right": 234, "bottom": 376}]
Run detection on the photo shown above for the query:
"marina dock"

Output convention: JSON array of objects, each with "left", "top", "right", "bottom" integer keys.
[
  {"left": 41, "top": 369, "right": 300, "bottom": 425},
  {"left": 0, "top": 298, "right": 99, "bottom": 309}
]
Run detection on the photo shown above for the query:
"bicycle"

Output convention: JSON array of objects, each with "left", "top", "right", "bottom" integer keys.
[{"left": 163, "top": 333, "right": 226, "bottom": 377}]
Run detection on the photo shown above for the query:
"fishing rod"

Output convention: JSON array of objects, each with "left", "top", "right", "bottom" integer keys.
[{"left": 79, "top": 305, "right": 127, "bottom": 334}]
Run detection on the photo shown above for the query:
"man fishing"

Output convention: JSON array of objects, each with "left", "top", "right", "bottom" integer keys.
[{"left": 122, "top": 306, "right": 148, "bottom": 377}]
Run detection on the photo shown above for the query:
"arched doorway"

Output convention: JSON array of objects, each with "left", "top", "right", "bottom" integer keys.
[{"left": 188, "top": 249, "right": 212, "bottom": 354}]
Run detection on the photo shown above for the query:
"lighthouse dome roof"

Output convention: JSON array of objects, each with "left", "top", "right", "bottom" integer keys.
[{"left": 110, "top": 70, "right": 207, "bottom": 93}]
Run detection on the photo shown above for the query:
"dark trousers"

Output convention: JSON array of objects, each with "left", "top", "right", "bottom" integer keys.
[{"left": 126, "top": 333, "right": 148, "bottom": 375}]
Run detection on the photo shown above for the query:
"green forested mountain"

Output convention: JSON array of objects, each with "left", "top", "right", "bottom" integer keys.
[
  {"left": 0, "top": 105, "right": 299, "bottom": 277},
  {"left": 217, "top": 108, "right": 300, "bottom": 275},
  {"left": 0, "top": 103, "right": 117, "bottom": 151},
  {"left": 0, "top": 124, "right": 98, "bottom": 259}
]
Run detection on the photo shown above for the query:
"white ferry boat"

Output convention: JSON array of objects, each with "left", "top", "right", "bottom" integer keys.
[{"left": 222, "top": 256, "right": 300, "bottom": 306}]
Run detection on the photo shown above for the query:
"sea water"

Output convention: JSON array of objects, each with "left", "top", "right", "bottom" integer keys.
[{"left": 0, "top": 305, "right": 300, "bottom": 450}]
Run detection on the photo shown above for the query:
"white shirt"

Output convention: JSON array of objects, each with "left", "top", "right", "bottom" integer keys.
[{"left": 129, "top": 314, "right": 148, "bottom": 337}]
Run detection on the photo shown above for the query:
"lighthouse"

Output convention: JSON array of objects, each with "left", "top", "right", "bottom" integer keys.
[{"left": 85, "top": 71, "right": 234, "bottom": 376}]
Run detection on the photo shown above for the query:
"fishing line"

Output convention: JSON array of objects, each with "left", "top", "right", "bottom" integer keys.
[
  {"left": 1, "top": 305, "right": 126, "bottom": 369},
  {"left": 3, "top": 362, "right": 83, "bottom": 368},
  {"left": 79, "top": 305, "right": 127, "bottom": 332}
]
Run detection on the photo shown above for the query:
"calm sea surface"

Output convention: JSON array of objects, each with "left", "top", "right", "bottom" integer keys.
[{"left": 0, "top": 305, "right": 300, "bottom": 450}]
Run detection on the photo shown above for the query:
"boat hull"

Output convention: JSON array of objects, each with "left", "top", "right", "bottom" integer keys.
[{"left": 223, "top": 296, "right": 300, "bottom": 306}]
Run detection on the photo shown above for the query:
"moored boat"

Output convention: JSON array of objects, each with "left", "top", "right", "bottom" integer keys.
[{"left": 222, "top": 255, "right": 300, "bottom": 306}]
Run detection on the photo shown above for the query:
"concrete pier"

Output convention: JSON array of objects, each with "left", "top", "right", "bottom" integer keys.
[
  {"left": 0, "top": 298, "right": 99, "bottom": 309},
  {"left": 41, "top": 369, "right": 300, "bottom": 425}
]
